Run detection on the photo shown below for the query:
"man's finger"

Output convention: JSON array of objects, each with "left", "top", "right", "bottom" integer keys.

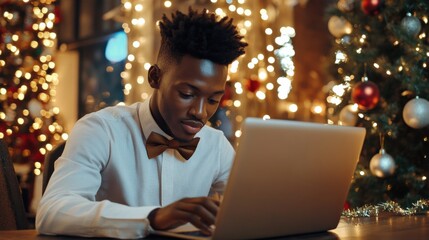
[
  {"left": 173, "top": 210, "right": 213, "bottom": 235},
  {"left": 180, "top": 197, "right": 219, "bottom": 216}
]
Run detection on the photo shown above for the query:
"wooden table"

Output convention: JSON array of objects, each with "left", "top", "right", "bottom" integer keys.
[{"left": 1, "top": 214, "right": 428, "bottom": 239}]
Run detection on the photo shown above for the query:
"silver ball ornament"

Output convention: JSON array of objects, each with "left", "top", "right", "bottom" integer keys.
[
  {"left": 400, "top": 14, "right": 422, "bottom": 37},
  {"left": 341, "top": 35, "right": 352, "bottom": 45},
  {"left": 370, "top": 149, "right": 396, "bottom": 178},
  {"left": 403, "top": 97, "right": 429, "bottom": 129},
  {"left": 338, "top": 104, "right": 358, "bottom": 126}
]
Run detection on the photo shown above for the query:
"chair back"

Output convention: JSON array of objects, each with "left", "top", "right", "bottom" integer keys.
[
  {"left": 0, "top": 139, "right": 29, "bottom": 230},
  {"left": 42, "top": 141, "right": 66, "bottom": 194}
]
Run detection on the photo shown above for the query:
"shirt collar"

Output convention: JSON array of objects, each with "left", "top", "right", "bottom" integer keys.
[{"left": 138, "top": 97, "right": 173, "bottom": 141}]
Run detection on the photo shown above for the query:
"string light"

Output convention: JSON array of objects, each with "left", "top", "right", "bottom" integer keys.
[
  {"left": 164, "top": 1, "right": 172, "bottom": 8},
  {"left": 256, "top": 90, "right": 266, "bottom": 100},
  {"left": 335, "top": 50, "right": 347, "bottom": 64},
  {"left": 312, "top": 105, "right": 323, "bottom": 114},
  {"left": 289, "top": 104, "right": 298, "bottom": 113},
  {"left": 234, "top": 130, "right": 242, "bottom": 138}
]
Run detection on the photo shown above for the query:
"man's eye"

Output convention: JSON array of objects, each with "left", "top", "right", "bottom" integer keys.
[
  {"left": 179, "top": 92, "right": 193, "bottom": 99},
  {"left": 208, "top": 98, "right": 220, "bottom": 104}
]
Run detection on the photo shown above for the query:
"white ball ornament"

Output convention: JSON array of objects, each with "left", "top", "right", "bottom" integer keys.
[
  {"left": 369, "top": 149, "right": 396, "bottom": 178},
  {"left": 328, "top": 16, "right": 353, "bottom": 38},
  {"left": 341, "top": 34, "right": 352, "bottom": 45},
  {"left": 403, "top": 97, "right": 429, "bottom": 129},
  {"left": 338, "top": 104, "right": 358, "bottom": 126}
]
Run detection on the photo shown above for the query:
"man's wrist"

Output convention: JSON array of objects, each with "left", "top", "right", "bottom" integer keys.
[{"left": 147, "top": 207, "right": 160, "bottom": 229}]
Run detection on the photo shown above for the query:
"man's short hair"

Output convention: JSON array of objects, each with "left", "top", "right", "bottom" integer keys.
[{"left": 158, "top": 7, "right": 248, "bottom": 66}]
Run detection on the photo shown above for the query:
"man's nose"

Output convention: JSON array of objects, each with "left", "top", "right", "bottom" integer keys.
[{"left": 190, "top": 98, "right": 208, "bottom": 120}]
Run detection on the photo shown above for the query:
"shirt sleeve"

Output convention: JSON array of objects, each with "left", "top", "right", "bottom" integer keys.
[
  {"left": 209, "top": 134, "right": 235, "bottom": 196},
  {"left": 36, "top": 114, "right": 157, "bottom": 239}
]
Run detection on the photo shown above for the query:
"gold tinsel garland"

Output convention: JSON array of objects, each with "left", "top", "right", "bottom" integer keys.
[{"left": 342, "top": 199, "right": 429, "bottom": 217}]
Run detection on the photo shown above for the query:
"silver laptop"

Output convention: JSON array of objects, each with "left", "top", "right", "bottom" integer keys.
[{"left": 154, "top": 117, "right": 366, "bottom": 239}]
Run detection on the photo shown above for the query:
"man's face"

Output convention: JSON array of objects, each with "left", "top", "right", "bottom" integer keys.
[{"left": 150, "top": 55, "right": 228, "bottom": 142}]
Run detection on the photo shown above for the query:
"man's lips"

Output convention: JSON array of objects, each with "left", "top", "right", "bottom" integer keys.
[{"left": 181, "top": 120, "right": 204, "bottom": 135}]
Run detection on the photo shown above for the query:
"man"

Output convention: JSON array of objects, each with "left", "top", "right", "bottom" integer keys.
[{"left": 36, "top": 7, "right": 247, "bottom": 239}]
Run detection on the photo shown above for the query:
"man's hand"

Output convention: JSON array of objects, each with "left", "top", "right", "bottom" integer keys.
[{"left": 148, "top": 197, "right": 220, "bottom": 235}]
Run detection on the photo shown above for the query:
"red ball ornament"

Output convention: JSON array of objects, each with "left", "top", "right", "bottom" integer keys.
[
  {"left": 351, "top": 81, "right": 380, "bottom": 110},
  {"left": 361, "top": 0, "right": 383, "bottom": 15},
  {"left": 245, "top": 78, "right": 261, "bottom": 93},
  {"left": 343, "top": 201, "right": 350, "bottom": 210}
]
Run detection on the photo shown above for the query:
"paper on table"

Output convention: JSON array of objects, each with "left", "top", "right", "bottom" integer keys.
[
  {"left": 169, "top": 223, "right": 200, "bottom": 233},
  {"left": 169, "top": 221, "right": 216, "bottom": 233}
]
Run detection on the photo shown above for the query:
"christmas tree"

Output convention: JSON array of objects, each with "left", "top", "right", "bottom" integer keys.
[
  {"left": 326, "top": 0, "right": 429, "bottom": 208},
  {"left": 0, "top": 0, "right": 65, "bottom": 178}
]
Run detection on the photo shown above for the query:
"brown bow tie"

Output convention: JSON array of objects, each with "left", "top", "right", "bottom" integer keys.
[{"left": 145, "top": 132, "right": 200, "bottom": 160}]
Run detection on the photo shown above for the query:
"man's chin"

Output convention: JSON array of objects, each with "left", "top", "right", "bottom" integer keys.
[
  {"left": 176, "top": 135, "right": 197, "bottom": 142},
  {"left": 173, "top": 131, "right": 198, "bottom": 142}
]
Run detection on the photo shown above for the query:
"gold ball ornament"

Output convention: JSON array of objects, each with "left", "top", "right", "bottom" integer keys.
[
  {"left": 369, "top": 149, "right": 396, "bottom": 178},
  {"left": 328, "top": 16, "right": 353, "bottom": 38},
  {"left": 338, "top": 104, "right": 358, "bottom": 126},
  {"left": 403, "top": 97, "right": 429, "bottom": 129}
]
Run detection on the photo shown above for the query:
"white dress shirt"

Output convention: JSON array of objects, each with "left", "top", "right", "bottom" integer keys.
[{"left": 36, "top": 99, "right": 235, "bottom": 239}]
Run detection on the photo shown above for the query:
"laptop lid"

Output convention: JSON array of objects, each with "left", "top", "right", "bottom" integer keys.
[
  {"left": 154, "top": 117, "right": 366, "bottom": 239},
  {"left": 212, "top": 118, "right": 365, "bottom": 239}
]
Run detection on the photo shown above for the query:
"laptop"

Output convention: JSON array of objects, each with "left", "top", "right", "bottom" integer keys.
[{"left": 153, "top": 117, "right": 366, "bottom": 239}]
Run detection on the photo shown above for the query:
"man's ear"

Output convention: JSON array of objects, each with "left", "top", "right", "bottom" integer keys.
[{"left": 148, "top": 64, "right": 161, "bottom": 89}]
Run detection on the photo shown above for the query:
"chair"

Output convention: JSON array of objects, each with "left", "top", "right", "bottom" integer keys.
[
  {"left": 42, "top": 141, "right": 66, "bottom": 194},
  {"left": 0, "top": 139, "right": 29, "bottom": 230}
]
